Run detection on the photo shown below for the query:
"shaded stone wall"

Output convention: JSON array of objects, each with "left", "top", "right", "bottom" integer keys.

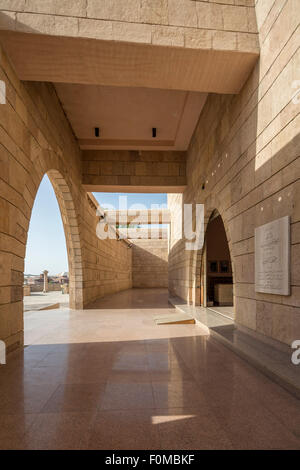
[
  {"left": 0, "top": 0, "right": 258, "bottom": 53},
  {"left": 0, "top": 2, "right": 259, "bottom": 97},
  {"left": 0, "top": 45, "right": 132, "bottom": 352},
  {"left": 168, "top": 0, "right": 300, "bottom": 346},
  {"left": 82, "top": 150, "right": 186, "bottom": 192},
  {"left": 132, "top": 239, "right": 168, "bottom": 288}
]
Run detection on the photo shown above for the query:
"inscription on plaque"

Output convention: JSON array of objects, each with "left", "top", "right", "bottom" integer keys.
[{"left": 255, "top": 216, "right": 290, "bottom": 295}]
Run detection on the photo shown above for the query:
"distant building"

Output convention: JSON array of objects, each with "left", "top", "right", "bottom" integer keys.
[
  {"left": 24, "top": 274, "right": 43, "bottom": 285},
  {"left": 56, "top": 272, "right": 69, "bottom": 284},
  {"left": 24, "top": 272, "right": 69, "bottom": 286}
]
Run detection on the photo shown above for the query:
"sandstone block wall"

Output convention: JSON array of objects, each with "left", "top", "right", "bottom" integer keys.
[
  {"left": 168, "top": 193, "right": 191, "bottom": 299},
  {"left": 28, "top": 284, "right": 62, "bottom": 293},
  {"left": 168, "top": 0, "right": 300, "bottom": 346},
  {"left": 0, "top": 45, "right": 132, "bottom": 352},
  {"left": 132, "top": 239, "right": 168, "bottom": 288},
  {"left": 0, "top": 0, "right": 258, "bottom": 54},
  {"left": 83, "top": 194, "right": 132, "bottom": 303},
  {"left": 82, "top": 150, "right": 186, "bottom": 192}
]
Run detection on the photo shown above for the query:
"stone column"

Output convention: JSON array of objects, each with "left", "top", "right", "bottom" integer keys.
[{"left": 43, "top": 270, "right": 49, "bottom": 293}]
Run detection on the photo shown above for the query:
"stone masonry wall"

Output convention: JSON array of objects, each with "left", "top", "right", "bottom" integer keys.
[
  {"left": 83, "top": 194, "right": 132, "bottom": 302},
  {"left": 0, "top": 0, "right": 258, "bottom": 54},
  {"left": 168, "top": 0, "right": 300, "bottom": 346},
  {"left": 0, "top": 45, "right": 132, "bottom": 352},
  {"left": 132, "top": 239, "right": 168, "bottom": 288},
  {"left": 82, "top": 150, "right": 186, "bottom": 192}
]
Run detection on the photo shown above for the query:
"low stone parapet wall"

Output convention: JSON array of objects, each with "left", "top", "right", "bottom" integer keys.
[{"left": 25, "top": 284, "right": 63, "bottom": 293}]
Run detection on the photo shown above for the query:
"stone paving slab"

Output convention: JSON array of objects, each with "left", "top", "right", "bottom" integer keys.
[{"left": 24, "top": 292, "right": 69, "bottom": 312}]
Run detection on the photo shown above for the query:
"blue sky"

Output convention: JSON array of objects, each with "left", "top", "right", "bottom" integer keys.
[
  {"left": 25, "top": 175, "right": 68, "bottom": 275},
  {"left": 25, "top": 175, "right": 167, "bottom": 275},
  {"left": 92, "top": 192, "right": 167, "bottom": 210}
]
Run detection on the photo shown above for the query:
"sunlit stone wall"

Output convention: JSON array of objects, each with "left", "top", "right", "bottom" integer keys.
[{"left": 168, "top": 0, "right": 300, "bottom": 346}]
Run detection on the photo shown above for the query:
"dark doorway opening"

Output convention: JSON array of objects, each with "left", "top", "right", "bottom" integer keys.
[{"left": 201, "top": 211, "right": 234, "bottom": 314}]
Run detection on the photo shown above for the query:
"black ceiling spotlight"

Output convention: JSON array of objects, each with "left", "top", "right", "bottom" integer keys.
[
  {"left": 95, "top": 127, "right": 100, "bottom": 138},
  {"left": 202, "top": 182, "right": 205, "bottom": 190},
  {"left": 152, "top": 127, "right": 157, "bottom": 138}
]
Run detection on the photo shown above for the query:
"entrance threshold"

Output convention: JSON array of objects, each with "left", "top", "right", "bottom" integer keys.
[
  {"left": 207, "top": 305, "right": 234, "bottom": 321},
  {"left": 169, "top": 295, "right": 300, "bottom": 400}
]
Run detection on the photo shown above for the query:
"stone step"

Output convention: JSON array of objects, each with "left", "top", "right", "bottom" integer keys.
[{"left": 154, "top": 312, "right": 195, "bottom": 325}]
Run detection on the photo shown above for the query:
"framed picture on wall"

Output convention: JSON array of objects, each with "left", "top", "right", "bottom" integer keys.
[
  {"left": 209, "top": 261, "right": 218, "bottom": 273},
  {"left": 219, "top": 260, "right": 230, "bottom": 273}
]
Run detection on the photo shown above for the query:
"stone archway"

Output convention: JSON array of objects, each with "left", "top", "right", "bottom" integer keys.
[
  {"left": 46, "top": 169, "right": 83, "bottom": 310},
  {"left": 199, "top": 210, "right": 235, "bottom": 311},
  {"left": 23, "top": 155, "right": 84, "bottom": 311},
  {"left": 1, "top": 146, "right": 85, "bottom": 353}
]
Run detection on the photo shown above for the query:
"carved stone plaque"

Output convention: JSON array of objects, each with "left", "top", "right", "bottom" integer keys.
[{"left": 255, "top": 216, "right": 290, "bottom": 295}]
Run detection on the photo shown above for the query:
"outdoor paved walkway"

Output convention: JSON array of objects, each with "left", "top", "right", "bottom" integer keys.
[
  {"left": 0, "top": 288, "right": 299, "bottom": 449},
  {"left": 24, "top": 291, "right": 69, "bottom": 311}
]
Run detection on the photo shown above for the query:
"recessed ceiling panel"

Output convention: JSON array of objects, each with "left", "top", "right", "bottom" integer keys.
[{"left": 55, "top": 83, "right": 207, "bottom": 151}]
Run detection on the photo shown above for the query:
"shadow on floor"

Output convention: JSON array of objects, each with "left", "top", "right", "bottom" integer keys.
[{"left": 86, "top": 288, "right": 171, "bottom": 310}]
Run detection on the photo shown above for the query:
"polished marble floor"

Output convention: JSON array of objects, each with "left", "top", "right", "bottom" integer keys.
[{"left": 0, "top": 288, "right": 299, "bottom": 450}]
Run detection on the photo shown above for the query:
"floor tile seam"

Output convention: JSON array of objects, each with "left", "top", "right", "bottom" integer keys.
[
  {"left": 262, "top": 399, "right": 300, "bottom": 442},
  {"left": 79, "top": 410, "right": 98, "bottom": 450},
  {"left": 37, "top": 382, "right": 64, "bottom": 415}
]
